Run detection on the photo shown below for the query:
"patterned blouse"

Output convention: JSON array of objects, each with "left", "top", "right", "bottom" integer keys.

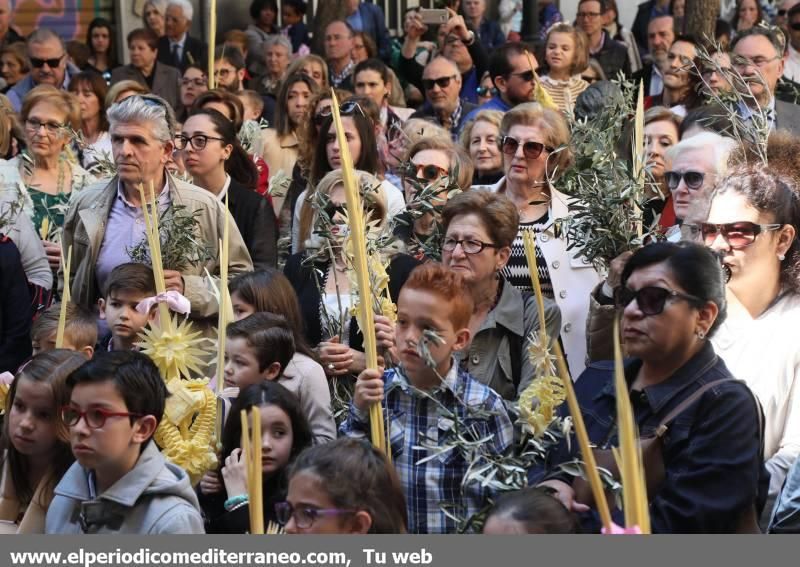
[{"left": 502, "top": 212, "right": 554, "bottom": 299}]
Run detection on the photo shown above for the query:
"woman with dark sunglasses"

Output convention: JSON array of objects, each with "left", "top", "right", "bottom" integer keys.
[
  {"left": 699, "top": 145, "right": 800, "bottom": 507},
  {"left": 489, "top": 102, "right": 600, "bottom": 378},
  {"left": 537, "top": 241, "right": 767, "bottom": 533}
]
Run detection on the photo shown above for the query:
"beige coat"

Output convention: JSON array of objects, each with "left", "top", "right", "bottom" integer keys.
[{"left": 61, "top": 174, "right": 253, "bottom": 319}]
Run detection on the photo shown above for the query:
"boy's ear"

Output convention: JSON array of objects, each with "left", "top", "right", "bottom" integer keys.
[
  {"left": 262, "top": 362, "right": 282, "bottom": 381},
  {"left": 452, "top": 327, "right": 471, "bottom": 353},
  {"left": 80, "top": 345, "right": 94, "bottom": 360},
  {"left": 131, "top": 415, "right": 159, "bottom": 444},
  {"left": 98, "top": 298, "right": 106, "bottom": 320},
  {"left": 349, "top": 510, "right": 373, "bottom": 534},
  {"left": 147, "top": 306, "right": 159, "bottom": 323}
]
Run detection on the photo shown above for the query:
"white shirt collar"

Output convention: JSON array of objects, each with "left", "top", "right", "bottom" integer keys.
[
  {"left": 116, "top": 178, "right": 169, "bottom": 208},
  {"left": 215, "top": 174, "right": 232, "bottom": 202},
  {"left": 169, "top": 33, "right": 187, "bottom": 47}
]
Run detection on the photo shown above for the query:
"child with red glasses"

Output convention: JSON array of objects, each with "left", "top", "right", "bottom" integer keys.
[
  {"left": 0, "top": 350, "right": 85, "bottom": 533},
  {"left": 45, "top": 351, "right": 204, "bottom": 533}
]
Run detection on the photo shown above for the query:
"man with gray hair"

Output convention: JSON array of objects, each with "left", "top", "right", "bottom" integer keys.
[
  {"left": 7, "top": 28, "right": 80, "bottom": 111},
  {"left": 663, "top": 132, "right": 737, "bottom": 237},
  {"left": 157, "top": 0, "right": 207, "bottom": 72},
  {"left": 62, "top": 94, "right": 252, "bottom": 318}
]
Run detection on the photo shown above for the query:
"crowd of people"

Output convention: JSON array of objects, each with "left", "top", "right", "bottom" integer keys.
[{"left": 1, "top": 0, "right": 800, "bottom": 535}]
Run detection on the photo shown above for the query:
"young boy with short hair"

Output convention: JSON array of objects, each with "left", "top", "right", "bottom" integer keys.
[
  {"left": 341, "top": 263, "right": 513, "bottom": 534},
  {"left": 98, "top": 263, "right": 158, "bottom": 351},
  {"left": 223, "top": 312, "right": 295, "bottom": 390},
  {"left": 45, "top": 350, "right": 204, "bottom": 534},
  {"left": 31, "top": 302, "right": 97, "bottom": 359},
  {"left": 237, "top": 89, "right": 265, "bottom": 122}
]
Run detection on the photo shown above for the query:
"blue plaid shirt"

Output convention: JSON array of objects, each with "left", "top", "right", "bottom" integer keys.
[{"left": 339, "top": 362, "right": 513, "bottom": 534}]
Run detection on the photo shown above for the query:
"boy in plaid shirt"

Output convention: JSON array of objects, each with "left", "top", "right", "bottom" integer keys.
[{"left": 340, "top": 264, "right": 513, "bottom": 533}]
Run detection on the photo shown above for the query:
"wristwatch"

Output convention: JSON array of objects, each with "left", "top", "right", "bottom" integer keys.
[{"left": 464, "top": 30, "right": 476, "bottom": 45}]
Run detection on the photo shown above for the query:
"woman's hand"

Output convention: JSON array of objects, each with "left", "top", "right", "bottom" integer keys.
[
  {"left": 538, "top": 479, "right": 590, "bottom": 513},
  {"left": 41, "top": 239, "right": 61, "bottom": 271},
  {"left": 607, "top": 250, "right": 634, "bottom": 291},
  {"left": 198, "top": 470, "right": 223, "bottom": 495},
  {"left": 319, "top": 336, "right": 354, "bottom": 376},
  {"left": 220, "top": 448, "right": 248, "bottom": 499},
  {"left": 404, "top": 10, "right": 428, "bottom": 41},
  {"left": 353, "top": 367, "right": 385, "bottom": 412}
]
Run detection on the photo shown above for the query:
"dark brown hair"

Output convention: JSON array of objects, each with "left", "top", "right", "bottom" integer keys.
[
  {"left": 193, "top": 89, "right": 244, "bottom": 131},
  {"left": 485, "top": 487, "right": 579, "bottom": 533},
  {"left": 274, "top": 71, "right": 319, "bottom": 137},
  {"left": 289, "top": 438, "right": 408, "bottom": 533},
  {"left": 126, "top": 27, "right": 159, "bottom": 51},
  {"left": 1, "top": 350, "right": 86, "bottom": 507},
  {"left": 104, "top": 262, "right": 157, "bottom": 298},
  {"left": 68, "top": 71, "right": 110, "bottom": 132},
  {"left": 229, "top": 269, "right": 317, "bottom": 360},
  {"left": 226, "top": 312, "right": 295, "bottom": 374}
]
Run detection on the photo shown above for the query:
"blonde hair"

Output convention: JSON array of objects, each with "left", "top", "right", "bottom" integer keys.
[
  {"left": 299, "top": 169, "right": 387, "bottom": 252},
  {"left": 500, "top": 102, "right": 573, "bottom": 179},
  {"left": 545, "top": 23, "right": 589, "bottom": 75},
  {"left": 21, "top": 85, "right": 81, "bottom": 132},
  {"left": 458, "top": 109, "right": 503, "bottom": 152},
  {"left": 105, "top": 80, "right": 149, "bottom": 109},
  {"left": 287, "top": 54, "right": 329, "bottom": 89}
]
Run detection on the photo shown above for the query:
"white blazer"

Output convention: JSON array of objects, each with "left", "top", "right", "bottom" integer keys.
[{"left": 489, "top": 178, "right": 602, "bottom": 379}]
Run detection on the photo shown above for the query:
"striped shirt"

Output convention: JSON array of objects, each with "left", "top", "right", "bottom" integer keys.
[
  {"left": 539, "top": 75, "right": 590, "bottom": 115},
  {"left": 339, "top": 363, "right": 513, "bottom": 534},
  {"left": 502, "top": 214, "right": 554, "bottom": 298}
]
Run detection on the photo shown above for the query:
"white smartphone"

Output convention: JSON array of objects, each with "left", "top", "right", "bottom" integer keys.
[{"left": 419, "top": 8, "right": 449, "bottom": 25}]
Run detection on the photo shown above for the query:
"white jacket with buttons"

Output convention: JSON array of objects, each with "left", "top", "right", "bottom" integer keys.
[{"left": 487, "top": 178, "right": 602, "bottom": 379}]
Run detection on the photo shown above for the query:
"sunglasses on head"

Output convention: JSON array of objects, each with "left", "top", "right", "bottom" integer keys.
[
  {"left": 501, "top": 136, "right": 553, "bottom": 159},
  {"left": 614, "top": 286, "right": 702, "bottom": 316},
  {"left": 422, "top": 75, "right": 457, "bottom": 91},
  {"left": 314, "top": 100, "right": 364, "bottom": 126},
  {"left": 664, "top": 170, "right": 711, "bottom": 191},
  {"left": 693, "top": 221, "right": 783, "bottom": 249},
  {"left": 30, "top": 55, "right": 64, "bottom": 68}
]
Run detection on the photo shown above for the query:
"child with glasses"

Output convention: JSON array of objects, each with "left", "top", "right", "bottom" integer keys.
[
  {"left": 0, "top": 350, "right": 85, "bottom": 533},
  {"left": 279, "top": 438, "right": 407, "bottom": 534},
  {"left": 340, "top": 263, "right": 513, "bottom": 533},
  {"left": 199, "top": 381, "right": 312, "bottom": 533},
  {"left": 45, "top": 350, "right": 204, "bottom": 533}
]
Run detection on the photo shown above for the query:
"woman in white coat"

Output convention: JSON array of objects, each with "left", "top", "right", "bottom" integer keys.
[{"left": 490, "top": 103, "right": 600, "bottom": 378}]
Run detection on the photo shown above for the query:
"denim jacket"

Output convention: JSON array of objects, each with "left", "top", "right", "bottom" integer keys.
[{"left": 535, "top": 342, "right": 769, "bottom": 533}]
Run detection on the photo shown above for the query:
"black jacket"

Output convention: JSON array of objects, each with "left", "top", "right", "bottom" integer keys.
[
  {"left": 593, "top": 33, "right": 631, "bottom": 80},
  {"left": 157, "top": 34, "right": 208, "bottom": 73},
  {"left": 632, "top": 62, "right": 658, "bottom": 95},
  {"left": 0, "top": 235, "right": 32, "bottom": 373},
  {"left": 632, "top": 0, "right": 657, "bottom": 52},
  {"left": 284, "top": 252, "right": 420, "bottom": 348},
  {"left": 227, "top": 179, "right": 277, "bottom": 270}
]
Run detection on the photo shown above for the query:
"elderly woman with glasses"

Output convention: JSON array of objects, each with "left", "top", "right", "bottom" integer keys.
[
  {"left": 489, "top": 102, "right": 600, "bottom": 378},
  {"left": 537, "top": 241, "right": 768, "bottom": 533},
  {"left": 60, "top": 94, "right": 253, "bottom": 319},
  {"left": 0, "top": 85, "right": 94, "bottom": 273},
  {"left": 440, "top": 190, "right": 561, "bottom": 401},
  {"left": 393, "top": 136, "right": 473, "bottom": 260}
]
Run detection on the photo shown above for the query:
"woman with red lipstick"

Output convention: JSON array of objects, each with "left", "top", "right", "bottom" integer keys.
[
  {"left": 538, "top": 242, "right": 768, "bottom": 533},
  {"left": 0, "top": 350, "right": 85, "bottom": 533},
  {"left": 489, "top": 102, "right": 600, "bottom": 379},
  {"left": 440, "top": 190, "right": 561, "bottom": 401}
]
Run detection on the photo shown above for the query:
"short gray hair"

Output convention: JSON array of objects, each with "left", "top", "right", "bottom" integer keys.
[
  {"left": 168, "top": 0, "right": 193, "bottom": 21},
  {"left": 27, "top": 28, "right": 65, "bottom": 52},
  {"left": 665, "top": 132, "right": 736, "bottom": 177},
  {"left": 107, "top": 94, "right": 176, "bottom": 142},
  {"left": 263, "top": 34, "right": 292, "bottom": 53}
]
